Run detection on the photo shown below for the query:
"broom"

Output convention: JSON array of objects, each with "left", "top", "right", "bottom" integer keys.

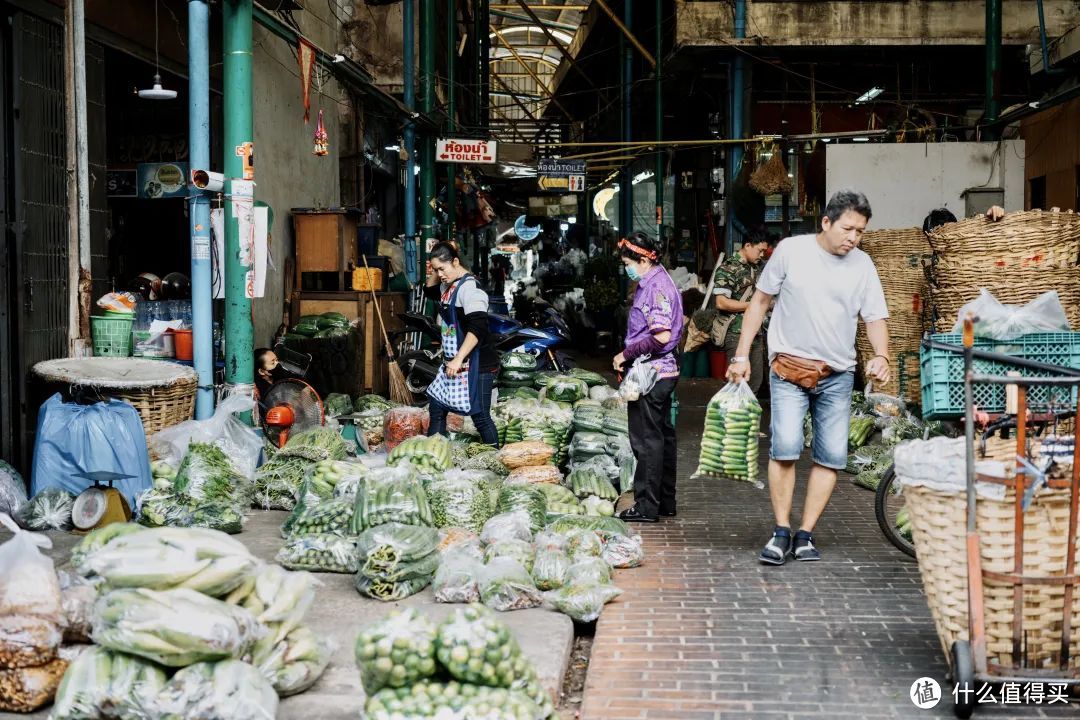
[{"left": 361, "top": 255, "right": 413, "bottom": 406}]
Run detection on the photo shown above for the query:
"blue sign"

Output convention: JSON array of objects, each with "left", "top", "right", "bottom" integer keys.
[{"left": 514, "top": 215, "right": 541, "bottom": 242}]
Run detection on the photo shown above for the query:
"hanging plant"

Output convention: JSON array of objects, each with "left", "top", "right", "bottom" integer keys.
[{"left": 749, "top": 144, "right": 794, "bottom": 196}]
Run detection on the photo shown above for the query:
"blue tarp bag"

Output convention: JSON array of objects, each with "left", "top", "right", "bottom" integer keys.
[{"left": 31, "top": 393, "right": 152, "bottom": 505}]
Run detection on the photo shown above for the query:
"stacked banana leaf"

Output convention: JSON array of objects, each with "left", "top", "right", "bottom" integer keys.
[{"left": 53, "top": 525, "right": 332, "bottom": 716}]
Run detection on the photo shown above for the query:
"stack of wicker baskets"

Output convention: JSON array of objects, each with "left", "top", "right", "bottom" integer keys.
[
  {"left": 927, "top": 209, "right": 1080, "bottom": 332},
  {"left": 856, "top": 228, "right": 932, "bottom": 403}
]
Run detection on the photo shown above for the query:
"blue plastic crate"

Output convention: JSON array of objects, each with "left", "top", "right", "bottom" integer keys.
[{"left": 920, "top": 333, "right": 1080, "bottom": 418}]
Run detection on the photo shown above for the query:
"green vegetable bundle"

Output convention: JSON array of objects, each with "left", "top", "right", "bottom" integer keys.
[
  {"left": 253, "top": 454, "right": 313, "bottom": 511},
  {"left": 850, "top": 443, "right": 895, "bottom": 491},
  {"left": 282, "top": 426, "right": 348, "bottom": 461},
  {"left": 173, "top": 442, "right": 251, "bottom": 507},
  {"left": 461, "top": 451, "right": 510, "bottom": 478},
  {"left": 317, "top": 311, "right": 349, "bottom": 330},
  {"left": 501, "top": 352, "right": 538, "bottom": 372},
  {"left": 356, "top": 393, "right": 395, "bottom": 413},
  {"left": 499, "top": 387, "right": 539, "bottom": 402},
  {"left": 544, "top": 376, "right": 588, "bottom": 404},
  {"left": 388, "top": 434, "right": 452, "bottom": 474},
  {"left": 532, "top": 370, "right": 560, "bottom": 389},
  {"left": 77, "top": 526, "right": 258, "bottom": 597},
  {"left": 545, "top": 501, "right": 583, "bottom": 519},
  {"left": 323, "top": 392, "right": 354, "bottom": 418},
  {"left": 546, "top": 514, "right": 629, "bottom": 536},
  {"left": 566, "top": 557, "right": 612, "bottom": 585},
  {"left": 91, "top": 588, "right": 265, "bottom": 666},
  {"left": 573, "top": 408, "right": 605, "bottom": 434},
  {"left": 495, "top": 417, "right": 524, "bottom": 445},
  {"left": 292, "top": 315, "right": 320, "bottom": 337},
  {"left": 597, "top": 530, "right": 645, "bottom": 569},
  {"left": 693, "top": 381, "right": 764, "bottom": 485},
  {"left": 848, "top": 416, "right": 876, "bottom": 450},
  {"left": 70, "top": 523, "right": 145, "bottom": 572},
  {"left": 478, "top": 557, "right": 543, "bottom": 612},
  {"left": 563, "top": 529, "right": 603, "bottom": 560},
  {"left": 51, "top": 646, "right": 166, "bottom": 720},
  {"left": 356, "top": 523, "right": 440, "bottom": 574},
  {"left": 535, "top": 483, "right": 578, "bottom": 507},
  {"left": 355, "top": 608, "right": 438, "bottom": 695},
  {"left": 496, "top": 485, "right": 547, "bottom": 534},
  {"left": 568, "top": 368, "right": 608, "bottom": 387},
  {"left": 149, "top": 658, "right": 278, "bottom": 720},
  {"left": 498, "top": 367, "right": 537, "bottom": 388},
  {"left": 544, "top": 583, "right": 623, "bottom": 623},
  {"left": 569, "top": 432, "right": 608, "bottom": 460},
  {"left": 601, "top": 411, "right": 629, "bottom": 437},
  {"left": 283, "top": 498, "right": 354, "bottom": 537},
  {"left": 313, "top": 326, "right": 347, "bottom": 338},
  {"left": 532, "top": 549, "right": 570, "bottom": 591},
  {"left": 355, "top": 571, "right": 435, "bottom": 601},
  {"left": 351, "top": 466, "right": 433, "bottom": 532},
  {"left": 568, "top": 467, "right": 618, "bottom": 502},
  {"left": 275, "top": 534, "right": 358, "bottom": 573},
  {"left": 365, "top": 681, "right": 542, "bottom": 720},
  {"left": 252, "top": 624, "right": 333, "bottom": 697},
  {"left": 483, "top": 539, "right": 536, "bottom": 573},
  {"left": 308, "top": 459, "right": 369, "bottom": 501},
  {"left": 428, "top": 471, "right": 495, "bottom": 534}
]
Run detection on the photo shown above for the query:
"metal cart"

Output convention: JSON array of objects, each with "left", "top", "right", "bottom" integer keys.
[{"left": 950, "top": 317, "right": 1080, "bottom": 717}]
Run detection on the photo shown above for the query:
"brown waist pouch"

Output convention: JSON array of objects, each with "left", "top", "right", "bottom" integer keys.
[{"left": 771, "top": 353, "right": 832, "bottom": 390}]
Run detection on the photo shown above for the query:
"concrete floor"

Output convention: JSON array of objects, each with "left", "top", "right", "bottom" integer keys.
[{"left": 1, "top": 512, "right": 574, "bottom": 720}]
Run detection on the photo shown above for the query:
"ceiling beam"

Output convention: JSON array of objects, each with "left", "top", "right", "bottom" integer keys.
[
  {"left": 513, "top": 0, "right": 598, "bottom": 92},
  {"left": 490, "top": 24, "right": 575, "bottom": 119},
  {"left": 593, "top": 0, "right": 656, "bottom": 68}
]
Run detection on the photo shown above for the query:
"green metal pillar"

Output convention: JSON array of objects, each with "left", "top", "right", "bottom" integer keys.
[
  {"left": 446, "top": 0, "right": 457, "bottom": 243},
  {"left": 419, "top": 0, "right": 437, "bottom": 245},
  {"left": 984, "top": 0, "right": 1002, "bottom": 138},
  {"left": 223, "top": 0, "right": 254, "bottom": 409},
  {"left": 654, "top": 0, "right": 663, "bottom": 245}
]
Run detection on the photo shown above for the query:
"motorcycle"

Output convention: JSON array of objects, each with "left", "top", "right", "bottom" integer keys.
[{"left": 392, "top": 299, "right": 573, "bottom": 401}]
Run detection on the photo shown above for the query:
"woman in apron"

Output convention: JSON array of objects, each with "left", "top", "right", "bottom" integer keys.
[
  {"left": 613, "top": 232, "right": 683, "bottom": 522},
  {"left": 424, "top": 242, "right": 500, "bottom": 446}
]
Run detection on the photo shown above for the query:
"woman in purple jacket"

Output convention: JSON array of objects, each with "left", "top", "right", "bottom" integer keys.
[{"left": 613, "top": 232, "right": 683, "bottom": 522}]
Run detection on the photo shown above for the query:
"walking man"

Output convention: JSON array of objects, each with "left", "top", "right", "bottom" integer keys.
[
  {"left": 712, "top": 234, "right": 770, "bottom": 395},
  {"left": 727, "top": 190, "right": 891, "bottom": 563}
]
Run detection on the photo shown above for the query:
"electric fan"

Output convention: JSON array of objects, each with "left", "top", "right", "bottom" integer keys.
[{"left": 260, "top": 378, "right": 325, "bottom": 448}]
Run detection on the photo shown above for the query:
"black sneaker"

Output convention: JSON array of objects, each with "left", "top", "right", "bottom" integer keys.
[
  {"left": 659, "top": 502, "right": 676, "bottom": 517},
  {"left": 758, "top": 526, "right": 792, "bottom": 565},
  {"left": 792, "top": 530, "right": 821, "bottom": 561},
  {"left": 619, "top": 506, "right": 659, "bottom": 523}
]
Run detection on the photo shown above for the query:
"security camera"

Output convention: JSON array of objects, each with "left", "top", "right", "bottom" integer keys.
[{"left": 191, "top": 169, "right": 224, "bottom": 193}]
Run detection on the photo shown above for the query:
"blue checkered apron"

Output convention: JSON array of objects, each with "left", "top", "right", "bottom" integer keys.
[{"left": 426, "top": 276, "right": 481, "bottom": 415}]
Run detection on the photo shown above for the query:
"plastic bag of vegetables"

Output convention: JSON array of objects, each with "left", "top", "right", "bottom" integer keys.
[
  {"left": 275, "top": 533, "right": 358, "bottom": 573},
  {"left": 229, "top": 564, "right": 317, "bottom": 648},
  {"left": 383, "top": 406, "right": 428, "bottom": 451},
  {"left": 572, "top": 405, "right": 605, "bottom": 433},
  {"left": 480, "top": 510, "right": 534, "bottom": 544},
  {"left": 692, "top": 380, "right": 764, "bottom": 486},
  {"left": 356, "top": 393, "right": 395, "bottom": 413},
  {"left": 568, "top": 368, "right": 608, "bottom": 387},
  {"left": 323, "top": 392, "right": 354, "bottom": 418},
  {"left": 478, "top": 557, "right": 543, "bottom": 612},
  {"left": 51, "top": 645, "right": 166, "bottom": 720},
  {"left": 91, "top": 587, "right": 264, "bottom": 666},
  {"left": 544, "top": 583, "right": 622, "bottom": 623},
  {"left": 148, "top": 658, "right": 278, "bottom": 720},
  {"left": 282, "top": 498, "right": 354, "bottom": 538},
  {"left": 568, "top": 467, "right": 618, "bottom": 502},
  {"left": 546, "top": 514, "right": 629, "bottom": 536},
  {"left": 16, "top": 488, "right": 74, "bottom": 531},
  {"left": 351, "top": 464, "right": 433, "bottom": 532},
  {"left": 544, "top": 376, "right": 588, "bottom": 404},
  {"left": 483, "top": 538, "right": 536, "bottom": 573},
  {"left": 69, "top": 523, "right": 145, "bottom": 575},
  {"left": 356, "top": 522, "right": 439, "bottom": 575},
  {"left": 0, "top": 461, "right": 27, "bottom": 518},
  {"left": 496, "top": 441, "right": 555, "bottom": 470},
  {"left": 534, "top": 485, "right": 578, "bottom": 512},
  {"left": 532, "top": 549, "right": 570, "bottom": 591},
  {"left": 432, "top": 548, "right": 482, "bottom": 604},
  {"left": 563, "top": 529, "right": 603, "bottom": 560},
  {"left": 598, "top": 531, "right": 645, "bottom": 569},
  {"left": 253, "top": 454, "right": 313, "bottom": 511},
  {"left": 252, "top": 624, "right": 333, "bottom": 697},
  {"left": 355, "top": 566, "right": 436, "bottom": 601},
  {"left": 388, "top": 434, "right": 452, "bottom": 475},
  {"left": 0, "top": 659, "right": 68, "bottom": 713},
  {"left": 461, "top": 450, "right": 510, "bottom": 478},
  {"left": 355, "top": 607, "right": 438, "bottom": 695},
  {"left": 501, "top": 352, "right": 538, "bottom": 372},
  {"left": 566, "top": 557, "right": 612, "bottom": 585},
  {"left": 435, "top": 604, "right": 533, "bottom": 686},
  {"left": 496, "top": 485, "right": 547, "bottom": 534},
  {"left": 506, "top": 465, "right": 562, "bottom": 486},
  {"left": 304, "top": 459, "right": 369, "bottom": 502},
  {"left": 581, "top": 495, "right": 616, "bottom": 517},
  {"left": 428, "top": 471, "right": 494, "bottom": 533},
  {"left": 568, "top": 432, "right": 608, "bottom": 460},
  {"left": 364, "top": 681, "right": 543, "bottom": 720}
]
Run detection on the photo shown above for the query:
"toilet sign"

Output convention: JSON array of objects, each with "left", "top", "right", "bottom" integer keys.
[{"left": 436, "top": 139, "right": 497, "bottom": 164}]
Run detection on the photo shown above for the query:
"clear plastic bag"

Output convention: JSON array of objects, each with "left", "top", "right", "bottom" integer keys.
[
  {"left": 693, "top": 381, "right": 764, "bottom": 487},
  {"left": 479, "top": 557, "right": 543, "bottom": 612},
  {"left": 506, "top": 465, "right": 562, "bottom": 485},
  {"left": 253, "top": 625, "right": 333, "bottom": 697},
  {"left": 569, "top": 432, "right": 609, "bottom": 459},
  {"left": 233, "top": 564, "right": 318, "bottom": 649},
  {"left": 51, "top": 646, "right": 167, "bottom": 720},
  {"left": 480, "top": 509, "right": 534, "bottom": 544},
  {"left": 432, "top": 548, "right": 482, "bottom": 604},
  {"left": 547, "top": 514, "right": 630, "bottom": 536},
  {"left": 57, "top": 571, "right": 97, "bottom": 645},
  {"left": 581, "top": 495, "right": 616, "bottom": 517},
  {"left": 356, "top": 523, "right": 440, "bottom": 574},
  {"left": 149, "top": 394, "right": 263, "bottom": 480},
  {"left": 383, "top": 406, "right": 428, "bottom": 451},
  {"left": 544, "top": 376, "right": 589, "bottom": 404},
  {"left": 598, "top": 531, "right": 644, "bottom": 569},
  {"left": 282, "top": 497, "right": 354, "bottom": 538},
  {"left": 148, "top": 659, "right": 278, "bottom": 720},
  {"left": 564, "top": 528, "right": 604, "bottom": 559},
  {"left": 483, "top": 538, "right": 536, "bottom": 573},
  {"left": 590, "top": 385, "right": 619, "bottom": 403},
  {"left": 618, "top": 356, "right": 659, "bottom": 402},
  {"left": 388, "top": 435, "right": 453, "bottom": 474},
  {"left": 532, "top": 549, "right": 570, "bottom": 591},
  {"left": 351, "top": 464, "right": 432, "bottom": 532},
  {"left": 16, "top": 488, "right": 74, "bottom": 531},
  {"left": 0, "top": 461, "right": 27, "bottom": 517},
  {"left": 0, "top": 658, "right": 68, "bottom": 713},
  {"left": 566, "top": 557, "right": 612, "bottom": 585},
  {"left": 91, "top": 587, "right": 265, "bottom": 666},
  {"left": 438, "top": 529, "right": 483, "bottom": 557},
  {"left": 953, "top": 288, "right": 1070, "bottom": 340},
  {"left": 365, "top": 682, "right": 543, "bottom": 720},
  {"left": 544, "top": 583, "right": 623, "bottom": 623},
  {"left": 355, "top": 607, "right": 438, "bottom": 695},
  {"left": 0, "top": 614, "right": 60, "bottom": 669},
  {"left": 0, "top": 513, "right": 62, "bottom": 622},
  {"left": 275, "top": 533, "right": 359, "bottom": 573},
  {"left": 428, "top": 471, "right": 494, "bottom": 534},
  {"left": 496, "top": 484, "right": 547, "bottom": 534},
  {"left": 355, "top": 570, "right": 434, "bottom": 601},
  {"left": 496, "top": 441, "right": 556, "bottom": 470},
  {"left": 172, "top": 441, "right": 251, "bottom": 508}
]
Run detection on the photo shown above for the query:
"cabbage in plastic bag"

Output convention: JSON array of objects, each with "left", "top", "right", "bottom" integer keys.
[{"left": 0, "top": 461, "right": 27, "bottom": 517}]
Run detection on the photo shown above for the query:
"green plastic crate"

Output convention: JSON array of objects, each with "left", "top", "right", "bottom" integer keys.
[
  {"left": 91, "top": 315, "right": 133, "bottom": 357},
  {"left": 920, "top": 332, "right": 1080, "bottom": 419}
]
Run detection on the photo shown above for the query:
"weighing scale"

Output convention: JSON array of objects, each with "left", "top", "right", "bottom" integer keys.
[{"left": 71, "top": 471, "right": 136, "bottom": 533}]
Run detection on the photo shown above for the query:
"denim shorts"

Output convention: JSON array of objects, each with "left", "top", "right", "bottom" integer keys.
[{"left": 769, "top": 369, "right": 855, "bottom": 470}]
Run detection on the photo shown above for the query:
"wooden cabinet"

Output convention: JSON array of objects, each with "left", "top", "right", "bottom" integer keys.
[{"left": 292, "top": 208, "right": 361, "bottom": 291}]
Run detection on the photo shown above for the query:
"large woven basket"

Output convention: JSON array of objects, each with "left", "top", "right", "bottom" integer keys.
[
  {"left": 858, "top": 228, "right": 931, "bottom": 401},
  {"left": 905, "top": 482, "right": 1080, "bottom": 670},
  {"left": 32, "top": 358, "right": 197, "bottom": 444},
  {"left": 929, "top": 269, "right": 1080, "bottom": 333}
]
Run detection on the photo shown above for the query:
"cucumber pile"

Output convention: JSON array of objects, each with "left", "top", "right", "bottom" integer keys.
[
  {"left": 387, "top": 435, "right": 452, "bottom": 475},
  {"left": 283, "top": 499, "right": 354, "bottom": 537},
  {"left": 568, "top": 467, "right": 618, "bottom": 502},
  {"left": 274, "top": 534, "right": 358, "bottom": 573},
  {"left": 351, "top": 467, "right": 433, "bottom": 533},
  {"left": 693, "top": 381, "right": 764, "bottom": 486}
]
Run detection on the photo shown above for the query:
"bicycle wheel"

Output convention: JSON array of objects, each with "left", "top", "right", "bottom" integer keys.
[{"left": 875, "top": 464, "right": 916, "bottom": 559}]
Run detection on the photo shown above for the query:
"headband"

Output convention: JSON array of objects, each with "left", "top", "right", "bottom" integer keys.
[{"left": 618, "top": 237, "right": 658, "bottom": 261}]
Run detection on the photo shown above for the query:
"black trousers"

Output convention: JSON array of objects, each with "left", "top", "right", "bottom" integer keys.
[{"left": 627, "top": 376, "right": 678, "bottom": 517}]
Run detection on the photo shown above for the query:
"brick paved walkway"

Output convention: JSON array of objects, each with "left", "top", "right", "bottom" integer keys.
[{"left": 582, "top": 380, "right": 1076, "bottom": 720}]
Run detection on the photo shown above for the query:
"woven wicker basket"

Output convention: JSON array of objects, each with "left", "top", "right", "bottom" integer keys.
[
  {"left": 106, "top": 382, "right": 197, "bottom": 441},
  {"left": 905, "top": 483, "right": 1080, "bottom": 670},
  {"left": 928, "top": 209, "right": 1080, "bottom": 259},
  {"left": 929, "top": 270, "right": 1080, "bottom": 332}
]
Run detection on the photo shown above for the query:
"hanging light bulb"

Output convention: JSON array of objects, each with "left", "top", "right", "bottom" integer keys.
[{"left": 138, "top": 0, "right": 177, "bottom": 100}]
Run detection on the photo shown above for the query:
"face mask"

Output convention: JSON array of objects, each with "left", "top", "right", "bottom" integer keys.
[{"left": 625, "top": 264, "right": 641, "bottom": 282}]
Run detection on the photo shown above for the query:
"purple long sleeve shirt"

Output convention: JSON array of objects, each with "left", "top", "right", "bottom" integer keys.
[{"left": 624, "top": 265, "right": 683, "bottom": 378}]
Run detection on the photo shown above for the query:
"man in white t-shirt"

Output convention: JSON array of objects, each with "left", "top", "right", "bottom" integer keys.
[{"left": 727, "top": 189, "right": 891, "bottom": 564}]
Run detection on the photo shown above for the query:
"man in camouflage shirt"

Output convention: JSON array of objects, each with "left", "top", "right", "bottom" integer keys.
[{"left": 713, "top": 235, "right": 770, "bottom": 393}]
